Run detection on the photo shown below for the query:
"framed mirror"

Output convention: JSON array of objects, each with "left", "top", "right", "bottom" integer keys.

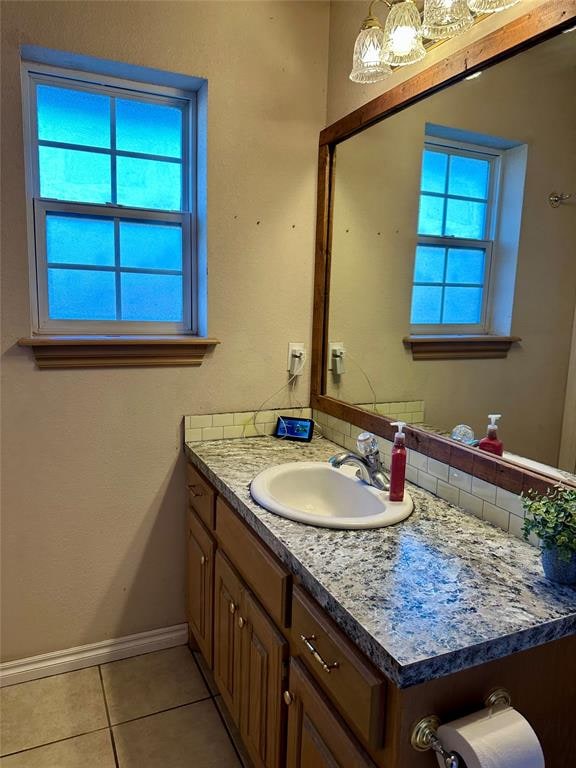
[{"left": 311, "top": 1, "right": 576, "bottom": 490}]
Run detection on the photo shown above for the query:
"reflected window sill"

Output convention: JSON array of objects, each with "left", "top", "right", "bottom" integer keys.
[
  {"left": 17, "top": 335, "right": 220, "bottom": 369},
  {"left": 403, "top": 335, "right": 521, "bottom": 360}
]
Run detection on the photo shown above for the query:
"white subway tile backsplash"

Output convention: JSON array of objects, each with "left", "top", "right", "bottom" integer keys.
[
  {"left": 189, "top": 415, "right": 213, "bottom": 429},
  {"left": 408, "top": 450, "right": 428, "bottom": 472},
  {"left": 496, "top": 487, "right": 525, "bottom": 517},
  {"left": 406, "top": 465, "right": 418, "bottom": 484},
  {"left": 428, "top": 459, "right": 449, "bottom": 482},
  {"left": 233, "top": 412, "right": 254, "bottom": 426},
  {"left": 471, "top": 476, "right": 497, "bottom": 504},
  {"left": 185, "top": 428, "right": 202, "bottom": 442},
  {"left": 254, "top": 410, "right": 276, "bottom": 424},
  {"left": 436, "top": 481, "right": 460, "bottom": 506},
  {"left": 212, "top": 413, "right": 234, "bottom": 427},
  {"left": 202, "top": 426, "right": 224, "bottom": 441},
  {"left": 448, "top": 467, "right": 472, "bottom": 493},
  {"left": 417, "top": 470, "right": 437, "bottom": 494},
  {"left": 223, "top": 425, "right": 244, "bottom": 439},
  {"left": 459, "top": 490, "right": 484, "bottom": 518},
  {"left": 508, "top": 513, "right": 525, "bottom": 539},
  {"left": 483, "top": 503, "right": 510, "bottom": 531}
]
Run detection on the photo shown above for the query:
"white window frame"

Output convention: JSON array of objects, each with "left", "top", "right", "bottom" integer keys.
[
  {"left": 21, "top": 62, "right": 198, "bottom": 335},
  {"left": 410, "top": 138, "right": 503, "bottom": 335}
]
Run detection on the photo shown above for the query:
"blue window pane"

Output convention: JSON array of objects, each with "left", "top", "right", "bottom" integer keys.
[
  {"left": 411, "top": 285, "right": 442, "bottom": 324},
  {"left": 420, "top": 150, "right": 447, "bottom": 194},
  {"left": 417, "top": 194, "right": 444, "bottom": 235},
  {"left": 48, "top": 268, "right": 116, "bottom": 320},
  {"left": 47, "top": 215, "right": 115, "bottom": 267},
  {"left": 121, "top": 273, "right": 182, "bottom": 321},
  {"left": 414, "top": 245, "right": 446, "bottom": 284},
  {"left": 116, "top": 157, "right": 181, "bottom": 210},
  {"left": 448, "top": 156, "right": 489, "bottom": 200},
  {"left": 445, "top": 199, "right": 486, "bottom": 239},
  {"left": 119, "top": 222, "right": 182, "bottom": 271},
  {"left": 443, "top": 287, "right": 483, "bottom": 324},
  {"left": 116, "top": 100, "right": 182, "bottom": 159},
  {"left": 37, "top": 85, "right": 110, "bottom": 149},
  {"left": 39, "top": 146, "right": 111, "bottom": 203},
  {"left": 446, "top": 248, "right": 485, "bottom": 285}
]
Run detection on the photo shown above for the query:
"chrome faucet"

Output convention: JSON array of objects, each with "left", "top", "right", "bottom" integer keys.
[{"left": 329, "top": 432, "right": 389, "bottom": 491}]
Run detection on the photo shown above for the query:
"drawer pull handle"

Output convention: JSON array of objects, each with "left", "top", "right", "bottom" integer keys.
[
  {"left": 229, "top": 601, "right": 237, "bottom": 615},
  {"left": 283, "top": 690, "right": 294, "bottom": 706},
  {"left": 300, "top": 634, "right": 339, "bottom": 673},
  {"left": 189, "top": 485, "right": 204, "bottom": 498},
  {"left": 200, "top": 555, "right": 207, "bottom": 566},
  {"left": 238, "top": 616, "right": 246, "bottom": 629}
]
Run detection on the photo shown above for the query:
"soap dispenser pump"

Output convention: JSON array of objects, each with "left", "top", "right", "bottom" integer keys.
[
  {"left": 389, "top": 421, "right": 407, "bottom": 502},
  {"left": 479, "top": 414, "right": 503, "bottom": 456}
]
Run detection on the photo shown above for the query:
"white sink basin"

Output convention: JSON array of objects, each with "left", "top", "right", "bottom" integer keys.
[{"left": 250, "top": 461, "right": 413, "bottom": 529}]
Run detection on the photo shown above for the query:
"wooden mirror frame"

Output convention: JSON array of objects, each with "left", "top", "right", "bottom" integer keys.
[{"left": 310, "top": 0, "right": 576, "bottom": 494}]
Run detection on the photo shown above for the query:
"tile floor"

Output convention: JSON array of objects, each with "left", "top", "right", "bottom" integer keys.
[{"left": 0, "top": 646, "right": 243, "bottom": 767}]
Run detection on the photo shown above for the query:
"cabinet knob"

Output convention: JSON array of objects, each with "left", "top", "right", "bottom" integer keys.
[
  {"left": 283, "top": 690, "right": 294, "bottom": 706},
  {"left": 238, "top": 616, "right": 245, "bottom": 629},
  {"left": 229, "top": 601, "right": 237, "bottom": 615},
  {"left": 200, "top": 555, "right": 207, "bottom": 566}
]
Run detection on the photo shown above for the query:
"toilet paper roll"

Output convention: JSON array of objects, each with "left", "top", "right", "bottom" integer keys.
[{"left": 435, "top": 706, "right": 545, "bottom": 768}]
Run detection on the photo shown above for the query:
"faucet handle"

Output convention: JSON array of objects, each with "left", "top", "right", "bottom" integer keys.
[{"left": 356, "top": 432, "right": 379, "bottom": 457}]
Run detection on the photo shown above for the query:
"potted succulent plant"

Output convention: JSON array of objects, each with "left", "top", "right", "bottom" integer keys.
[{"left": 522, "top": 486, "right": 576, "bottom": 586}]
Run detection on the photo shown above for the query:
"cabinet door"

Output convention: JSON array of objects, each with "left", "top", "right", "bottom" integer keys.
[
  {"left": 286, "top": 659, "right": 376, "bottom": 768},
  {"left": 187, "top": 510, "right": 215, "bottom": 667},
  {"left": 239, "top": 591, "right": 289, "bottom": 768},
  {"left": 214, "top": 550, "right": 244, "bottom": 723}
]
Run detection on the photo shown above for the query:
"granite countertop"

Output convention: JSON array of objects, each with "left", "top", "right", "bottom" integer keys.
[{"left": 184, "top": 436, "right": 576, "bottom": 688}]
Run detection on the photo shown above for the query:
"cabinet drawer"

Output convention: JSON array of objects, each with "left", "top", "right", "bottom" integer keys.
[
  {"left": 215, "top": 497, "right": 291, "bottom": 628},
  {"left": 186, "top": 462, "right": 216, "bottom": 530},
  {"left": 291, "top": 586, "right": 386, "bottom": 749}
]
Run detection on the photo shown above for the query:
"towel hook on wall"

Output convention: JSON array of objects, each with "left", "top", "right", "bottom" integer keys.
[{"left": 548, "top": 191, "right": 573, "bottom": 208}]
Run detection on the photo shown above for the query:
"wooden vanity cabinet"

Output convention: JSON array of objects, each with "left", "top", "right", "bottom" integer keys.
[
  {"left": 239, "top": 591, "right": 289, "bottom": 768},
  {"left": 186, "top": 509, "right": 215, "bottom": 666},
  {"left": 285, "top": 658, "right": 376, "bottom": 768},
  {"left": 213, "top": 549, "right": 289, "bottom": 768},
  {"left": 214, "top": 550, "right": 244, "bottom": 720}
]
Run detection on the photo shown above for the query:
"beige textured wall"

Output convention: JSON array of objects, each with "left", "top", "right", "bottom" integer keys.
[
  {"left": 327, "top": 32, "right": 576, "bottom": 465},
  {"left": 0, "top": 1, "right": 329, "bottom": 662}
]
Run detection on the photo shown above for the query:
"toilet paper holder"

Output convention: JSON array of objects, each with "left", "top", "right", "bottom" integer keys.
[{"left": 410, "top": 688, "right": 512, "bottom": 767}]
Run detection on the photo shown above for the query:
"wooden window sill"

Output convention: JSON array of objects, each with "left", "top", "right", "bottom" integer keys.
[
  {"left": 403, "top": 335, "right": 521, "bottom": 360},
  {"left": 18, "top": 335, "right": 220, "bottom": 369}
]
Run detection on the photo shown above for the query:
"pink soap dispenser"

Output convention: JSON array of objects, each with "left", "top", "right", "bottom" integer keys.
[
  {"left": 389, "top": 421, "right": 407, "bottom": 502},
  {"left": 479, "top": 414, "right": 504, "bottom": 456}
]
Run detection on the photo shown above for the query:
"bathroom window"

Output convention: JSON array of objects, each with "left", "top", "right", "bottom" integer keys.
[
  {"left": 22, "top": 59, "right": 202, "bottom": 335},
  {"left": 410, "top": 139, "right": 502, "bottom": 333}
]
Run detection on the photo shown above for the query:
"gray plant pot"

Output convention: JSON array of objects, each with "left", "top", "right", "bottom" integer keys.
[{"left": 541, "top": 547, "right": 576, "bottom": 585}]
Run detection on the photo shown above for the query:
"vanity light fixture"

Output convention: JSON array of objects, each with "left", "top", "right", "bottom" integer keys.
[
  {"left": 421, "top": 0, "right": 473, "bottom": 40},
  {"left": 383, "top": 0, "right": 426, "bottom": 66},
  {"left": 467, "top": 0, "right": 521, "bottom": 12},
  {"left": 349, "top": 0, "right": 392, "bottom": 83},
  {"left": 350, "top": 0, "right": 524, "bottom": 83}
]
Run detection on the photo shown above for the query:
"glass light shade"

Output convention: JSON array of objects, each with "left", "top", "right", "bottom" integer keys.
[
  {"left": 421, "top": 0, "right": 473, "bottom": 40},
  {"left": 383, "top": 1, "right": 425, "bottom": 67},
  {"left": 467, "top": 0, "right": 521, "bottom": 12},
  {"left": 350, "top": 19, "right": 392, "bottom": 83}
]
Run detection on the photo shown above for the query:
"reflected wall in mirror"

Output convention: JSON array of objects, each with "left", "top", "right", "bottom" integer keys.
[{"left": 326, "top": 30, "right": 576, "bottom": 473}]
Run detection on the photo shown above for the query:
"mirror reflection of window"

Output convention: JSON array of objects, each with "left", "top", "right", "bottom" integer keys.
[{"left": 411, "top": 131, "right": 527, "bottom": 335}]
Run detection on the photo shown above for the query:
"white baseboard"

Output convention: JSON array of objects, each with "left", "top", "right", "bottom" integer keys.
[{"left": 0, "top": 623, "right": 188, "bottom": 688}]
